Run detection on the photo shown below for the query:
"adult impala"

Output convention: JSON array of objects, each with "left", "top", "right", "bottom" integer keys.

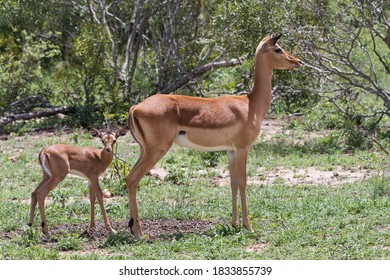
[
  {"left": 126, "top": 34, "right": 302, "bottom": 239},
  {"left": 28, "top": 127, "right": 128, "bottom": 239}
]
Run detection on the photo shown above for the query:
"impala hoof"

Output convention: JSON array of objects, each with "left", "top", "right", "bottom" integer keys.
[
  {"left": 244, "top": 225, "right": 254, "bottom": 232},
  {"left": 128, "top": 218, "right": 142, "bottom": 239},
  {"left": 129, "top": 225, "right": 142, "bottom": 239},
  {"left": 132, "top": 231, "right": 142, "bottom": 240}
]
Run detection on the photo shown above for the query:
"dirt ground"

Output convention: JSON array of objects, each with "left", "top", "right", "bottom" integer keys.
[
  {"left": 214, "top": 165, "right": 377, "bottom": 187},
  {"left": 0, "top": 219, "right": 216, "bottom": 257},
  {"left": 59, "top": 219, "right": 214, "bottom": 241}
]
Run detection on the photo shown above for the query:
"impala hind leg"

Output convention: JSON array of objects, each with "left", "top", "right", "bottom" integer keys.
[
  {"left": 125, "top": 145, "right": 172, "bottom": 239},
  {"left": 35, "top": 176, "right": 66, "bottom": 239},
  {"left": 28, "top": 173, "right": 50, "bottom": 227}
]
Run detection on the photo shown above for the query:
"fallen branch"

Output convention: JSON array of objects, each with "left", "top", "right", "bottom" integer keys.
[{"left": 0, "top": 106, "right": 75, "bottom": 128}]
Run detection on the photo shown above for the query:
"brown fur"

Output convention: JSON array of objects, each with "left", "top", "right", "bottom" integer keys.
[
  {"left": 125, "top": 35, "right": 302, "bottom": 239},
  {"left": 28, "top": 127, "right": 128, "bottom": 239}
]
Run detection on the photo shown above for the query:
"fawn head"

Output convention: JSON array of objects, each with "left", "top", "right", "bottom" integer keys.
[{"left": 90, "top": 127, "right": 128, "bottom": 153}]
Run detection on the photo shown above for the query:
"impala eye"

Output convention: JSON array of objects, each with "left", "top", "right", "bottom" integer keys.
[
  {"left": 113, "top": 139, "right": 116, "bottom": 143},
  {"left": 275, "top": 48, "right": 282, "bottom": 53}
]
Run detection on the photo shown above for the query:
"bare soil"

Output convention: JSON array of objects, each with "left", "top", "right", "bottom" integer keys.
[
  {"left": 0, "top": 219, "right": 216, "bottom": 257},
  {"left": 0, "top": 219, "right": 215, "bottom": 243},
  {"left": 214, "top": 165, "right": 377, "bottom": 187}
]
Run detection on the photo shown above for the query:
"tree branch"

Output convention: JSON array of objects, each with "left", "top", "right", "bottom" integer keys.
[
  {"left": 0, "top": 106, "right": 75, "bottom": 128},
  {"left": 159, "top": 57, "right": 244, "bottom": 94}
]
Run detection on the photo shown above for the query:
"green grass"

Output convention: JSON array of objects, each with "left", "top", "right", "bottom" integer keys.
[{"left": 0, "top": 121, "right": 389, "bottom": 259}]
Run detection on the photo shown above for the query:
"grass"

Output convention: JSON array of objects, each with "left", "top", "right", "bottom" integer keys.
[{"left": 0, "top": 120, "right": 389, "bottom": 259}]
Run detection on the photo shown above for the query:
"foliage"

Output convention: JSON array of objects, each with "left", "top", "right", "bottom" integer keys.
[
  {"left": 19, "top": 226, "right": 41, "bottom": 247},
  {"left": 0, "top": 30, "right": 60, "bottom": 115},
  {"left": 56, "top": 233, "right": 86, "bottom": 251},
  {"left": 0, "top": 0, "right": 389, "bottom": 146},
  {"left": 104, "top": 231, "right": 135, "bottom": 247},
  {"left": 285, "top": 0, "right": 390, "bottom": 135}
]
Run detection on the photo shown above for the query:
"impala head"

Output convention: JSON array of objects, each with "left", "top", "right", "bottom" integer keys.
[
  {"left": 90, "top": 127, "right": 128, "bottom": 153},
  {"left": 256, "top": 34, "right": 302, "bottom": 70}
]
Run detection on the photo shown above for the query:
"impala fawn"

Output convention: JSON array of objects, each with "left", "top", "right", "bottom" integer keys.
[{"left": 28, "top": 127, "right": 128, "bottom": 239}]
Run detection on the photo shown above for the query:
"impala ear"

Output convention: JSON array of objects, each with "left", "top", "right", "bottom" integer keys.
[
  {"left": 259, "top": 34, "right": 282, "bottom": 52},
  {"left": 115, "top": 126, "right": 129, "bottom": 138},
  {"left": 267, "top": 34, "right": 282, "bottom": 46},
  {"left": 270, "top": 34, "right": 282, "bottom": 46},
  {"left": 89, "top": 128, "right": 102, "bottom": 138}
]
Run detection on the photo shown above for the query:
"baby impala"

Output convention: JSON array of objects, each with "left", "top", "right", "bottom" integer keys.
[{"left": 28, "top": 127, "right": 128, "bottom": 239}]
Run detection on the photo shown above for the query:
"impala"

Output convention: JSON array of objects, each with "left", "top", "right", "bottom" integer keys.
[
  {"left": 28, "top": 127, "right": 128, "bottom": 239},
  {"left": 126, "top": 34, "right": 302, "bottom": 239}
]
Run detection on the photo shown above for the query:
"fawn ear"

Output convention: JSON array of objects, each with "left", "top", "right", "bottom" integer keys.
[
  {"left": 89, "top": 128, "right": 102, "bottom": 138},
  {"left": 115, "top": 127, "right": 129, "bottom": 138}
]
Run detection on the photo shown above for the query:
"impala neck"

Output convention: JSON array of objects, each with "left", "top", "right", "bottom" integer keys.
[
  {"left": 248, "top": 54, "right": 273, "bottom": 119},
  {"left": 100, "top": 148, "right": 114, "bottom": 168}
]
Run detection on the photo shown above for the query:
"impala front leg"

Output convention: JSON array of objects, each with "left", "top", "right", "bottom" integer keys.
[
  {"left": 28, "top": 173, "right": 50, "bottom": 227},
  {"left": 90, "top": 178, "right": 115, "bottom": 234},
  {"left": 88, "top": 185, "right": 96, "bottom": 229},
  {"left": 228, "top": 151, "right": 239, "bottom": 228},
  {"left": 235, "top": 148, "right": 253, "bottom": 232}
]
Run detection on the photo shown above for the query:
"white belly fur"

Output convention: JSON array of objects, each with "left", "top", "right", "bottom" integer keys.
[
  {"left": 69, "top": 169, "right": 104, "bottom": 179},
  {"left": 69, "top": 169, "right": 88, "bottom": 178},
  {"left": 174, "top": 134, "right": 232, "bottom": 152}
]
